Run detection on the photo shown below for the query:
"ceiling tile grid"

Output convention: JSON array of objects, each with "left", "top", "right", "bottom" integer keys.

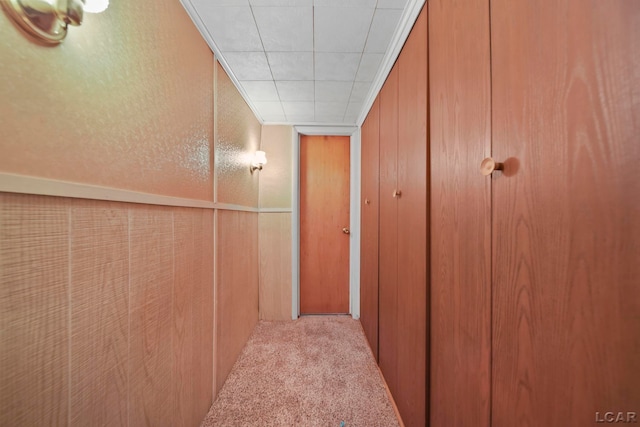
[{"left": 190, "top": 0, "right": 411, "bottom": 125}]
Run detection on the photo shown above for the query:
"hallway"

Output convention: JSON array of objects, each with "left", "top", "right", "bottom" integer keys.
[
  {"left": 1, "top": 0, "right": 638, "bottom": 425},
  {"left": 200, "top": 316, "right": 399, "bottom": 427}
]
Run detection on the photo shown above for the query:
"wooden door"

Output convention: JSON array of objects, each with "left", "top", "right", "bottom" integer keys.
[
  {"left": 378, "top": 63, "right": 399, "bottom": 398},
  {"left": 300, "top": 135, "right": 351, "bottom": 314},
  {"left": 396, "top": 8, "right": 428, "bottom": 427},
  {"left": 428, "top": 0, "right": 492, "bottom": 425},
  {"left": 491, "top": 1, "right": 640, "bottom": 425},
  {"left": 360, "top": 98, "right": 381, "bottom": 359}
]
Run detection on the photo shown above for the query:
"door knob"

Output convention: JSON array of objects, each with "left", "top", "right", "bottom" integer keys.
[
  {"left": 342, "top": 228, "right": 350, "bottom": 235},
  {"left": 393, "top": 190, "right": 402, "bottom": 198},
  {"left": 480, "top": 157, "right": 504, "bottom": 176},
  {"left": 364, "top": 198, "right": 371, "bottom": 205}
]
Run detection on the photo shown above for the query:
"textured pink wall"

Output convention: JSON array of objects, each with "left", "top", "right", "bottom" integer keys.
[
  {"left": 0, "top": 0, "right": 214, "bottom": 200},
  {"left": 259, "top": 125, "right": 293, "bottom": 210},
  {"left": 215, "top": 62, "right": 261, "bottom": 207}
]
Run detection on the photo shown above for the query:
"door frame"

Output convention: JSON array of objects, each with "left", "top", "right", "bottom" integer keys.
[{"left": 292, "top": 126, "right": 360, "bottom": 320}]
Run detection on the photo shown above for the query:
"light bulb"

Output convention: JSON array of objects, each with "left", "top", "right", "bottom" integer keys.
[{"left": 83, "top": 0, "right": 109, "bottom": 13}]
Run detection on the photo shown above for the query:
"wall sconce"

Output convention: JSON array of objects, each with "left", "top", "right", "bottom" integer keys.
[
  {"left": 2, "top": 0, "right": 108, "bottom": 45},
  {"left": 250, "top": 150, "right": 267, "bottom": 173}
]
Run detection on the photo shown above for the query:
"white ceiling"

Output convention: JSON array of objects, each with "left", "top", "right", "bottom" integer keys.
[{"left": 182, "top": 0, "right": 422, "bottom": 126}]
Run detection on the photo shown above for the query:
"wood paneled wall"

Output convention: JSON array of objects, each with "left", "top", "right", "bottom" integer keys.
[
  {"left": 259, "top": 213, "right": 292, "bottom": 321},
  {"left": 0, "top": 193, "right": 214, "bottom": 427},
  {"left": 215, "top": 210, "right": 259, "bottom": 393}
]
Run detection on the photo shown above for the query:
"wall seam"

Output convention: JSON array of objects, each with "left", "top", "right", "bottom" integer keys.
[
  {"left": 67, "top": 206, "right": 72, "bottom": 427},
  {"left": 126, "top": 208, "right": 131, "bottom": 427}
]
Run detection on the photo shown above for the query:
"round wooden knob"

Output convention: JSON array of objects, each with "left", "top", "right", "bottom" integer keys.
[
  {"left": 393, "top": 190, "right": 402, "bottom": 198},
  {"left": 480, "top": 157, "right": 504, "bottom": 175},
  {"left": 364, "top": 198, "right": 371, "bottom": 205}
]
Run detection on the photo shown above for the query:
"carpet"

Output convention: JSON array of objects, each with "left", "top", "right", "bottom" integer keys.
[{"left": 200, "top": 316, "right": 400, "bottom": 427}]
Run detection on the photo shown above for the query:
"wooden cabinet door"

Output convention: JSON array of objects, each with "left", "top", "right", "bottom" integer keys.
[
  {"left": 396, "top": 7, "right": 429, "bottom": 427},
  {"left": 428, "top": 0, "right": 492, "bottom": 425},
  {"left": 378, "top": 62, "right": 400, "bottom": 399},
  {"left": 360, "top": 98, "right": 381, "bottom": 359},
  {"left": 491, "top": 1, "right": 640, "bottom": 425}
]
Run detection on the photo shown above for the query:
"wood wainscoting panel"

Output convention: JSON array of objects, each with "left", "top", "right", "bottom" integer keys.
[
  {"left": 196, "top": 209, "right": 215, "bottom": 418},
  {"left": 129, "top": 207, "right": 175, "bottom": 427},
  {"left": 491, "top": 0, "right": 640, "bottom": 425},
  {"left": 259, "top": 212, "right": 292, "bottom": 321},
  {"left": 70, "top": 201, "right": 129, "bottom": 426},
  {"left": 0, "top": 193, "right": 69, "bottom": 426},
  {"left": 360, "top": 97, "right": 381, "bottom": 359},
  {"left": 428, "top": 0, "right": 492, "bottom": 425},
  {"left": 173, "top": 208, "right": 197, "bottom": 427},
  {"left": 215, "top": 210, "right": 259, "bottom": 394}
]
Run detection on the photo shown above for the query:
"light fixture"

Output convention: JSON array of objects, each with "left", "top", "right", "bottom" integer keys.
[
  {"left": 2, "top": 0, "right": 108, "bottom": 45},
  {"left": 250, "top": 150, "right": 267, "bottom": 173}
]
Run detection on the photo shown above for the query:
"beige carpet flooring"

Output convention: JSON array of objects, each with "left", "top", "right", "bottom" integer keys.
[{"left": 200, "top": 316, "right": 400, "bottom": 427}]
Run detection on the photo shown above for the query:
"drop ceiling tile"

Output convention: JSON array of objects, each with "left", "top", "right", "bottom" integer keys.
[
  {"left": 281, "top": 101, "right": 315, "bottom": 116},
  {"left": 345, "top": 102, "right": 363, "bottom": 121},
  {"left": 364, "top": 8, "right": 403, "bottom": 53},
  {"left": 314, "top": 7, "right": 375, "bottom": 52},
  {"left": 355, "top": 53, "right": 384, "bottom": 81},
  {"left": 315, "top": 81, "right": 353, "bottom": 103},
  {"left": 377, "top": 0, "right": 408, "bottom": 8},
  {"left": 286, "top": 114, "right": 315, "bottom": 123},
  {"left": 314, "top": 114, "right": 346, "bottom": 123},
  {"left": 253, "top": 7, "right": 313, "bottom": 51},
  {"left": 240, "top": 81, "right": 280, "bottom": 101},
  {"left": 223, "top": 52, "right": 273, "bottom": 80},
  {"left": 267, "top": 52, "right": 314, "bottom": 80},
  {"left": 315, "top": 102, "right": 347, "bottom": 116},
  {"left": 313, "top": 0, "right": 376, "bottom": 7},
  {"left": 314, "top": 53, "right": 361, "bottom": 81},
  {"left": 198, "top": 7, "right": 262, "bottom": 51},
  {"left": 252, "top": 101, "right": 285, "bottom": 116},
  {"left": 276, "top": 81, "right": 315, "bottom": 101},
  {"left": 250, "top": 0, "right": 311, "bottom": 5},
  {"left": 349, "top": 82, "right": 371, "bottom": 104}
]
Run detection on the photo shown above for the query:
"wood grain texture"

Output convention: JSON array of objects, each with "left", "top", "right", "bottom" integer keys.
[
  {"left": 129, "top": 207, "right": 175, "bottom": 427},
  {"left": 173, "top": 209, "right": 197, "bottom": 427},
  {"left": 259, "top": 213, "right": 292, "bottom": 321},
  {"left": 396, "top": 8, "right": 428, "bottom": 426},
  {"left": 491, "top": 1, "right": 640, "bottom": 425},
  {"left": 215, "top": 210, "right": 259, "bottom": 394},
  {"left": 378, "top": 63, "right": 400, "bottom": 398},
  {"left": 360, "top": 97, "right": 381, "bottom": 359},
  {"left": 70, "top": 202, "right": 129, "bottom": 426},
  {"left": 0, "top": 193, "right": 69, "bottom": 427},
  {"left": 299, "top": 135, "right": 350, "bottom": 314},
  {"left": 428, "top": 0, "right": 492, "bottom": 425},
  {"left": 196, "top": 209, "right": 215, "bottom": 419},
  {"left": 0, "top": 193, "right": 215, "bottom": 427}
]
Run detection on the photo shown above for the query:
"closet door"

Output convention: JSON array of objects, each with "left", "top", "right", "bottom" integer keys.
[
  {"left": 396, "top": 8, "right": 428, "bottom": 427},
  {"left": 491, "top": 1, "right": 640, "bottom": 426},
  {"left": 360, "top": 98, "right": 380, "bottom": 359},
  {"left": 429, "top": 0, "right": 492, "bottom": 424},
  {"left": 378, "top": 63, "right": 399, "bottom": 398}
]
